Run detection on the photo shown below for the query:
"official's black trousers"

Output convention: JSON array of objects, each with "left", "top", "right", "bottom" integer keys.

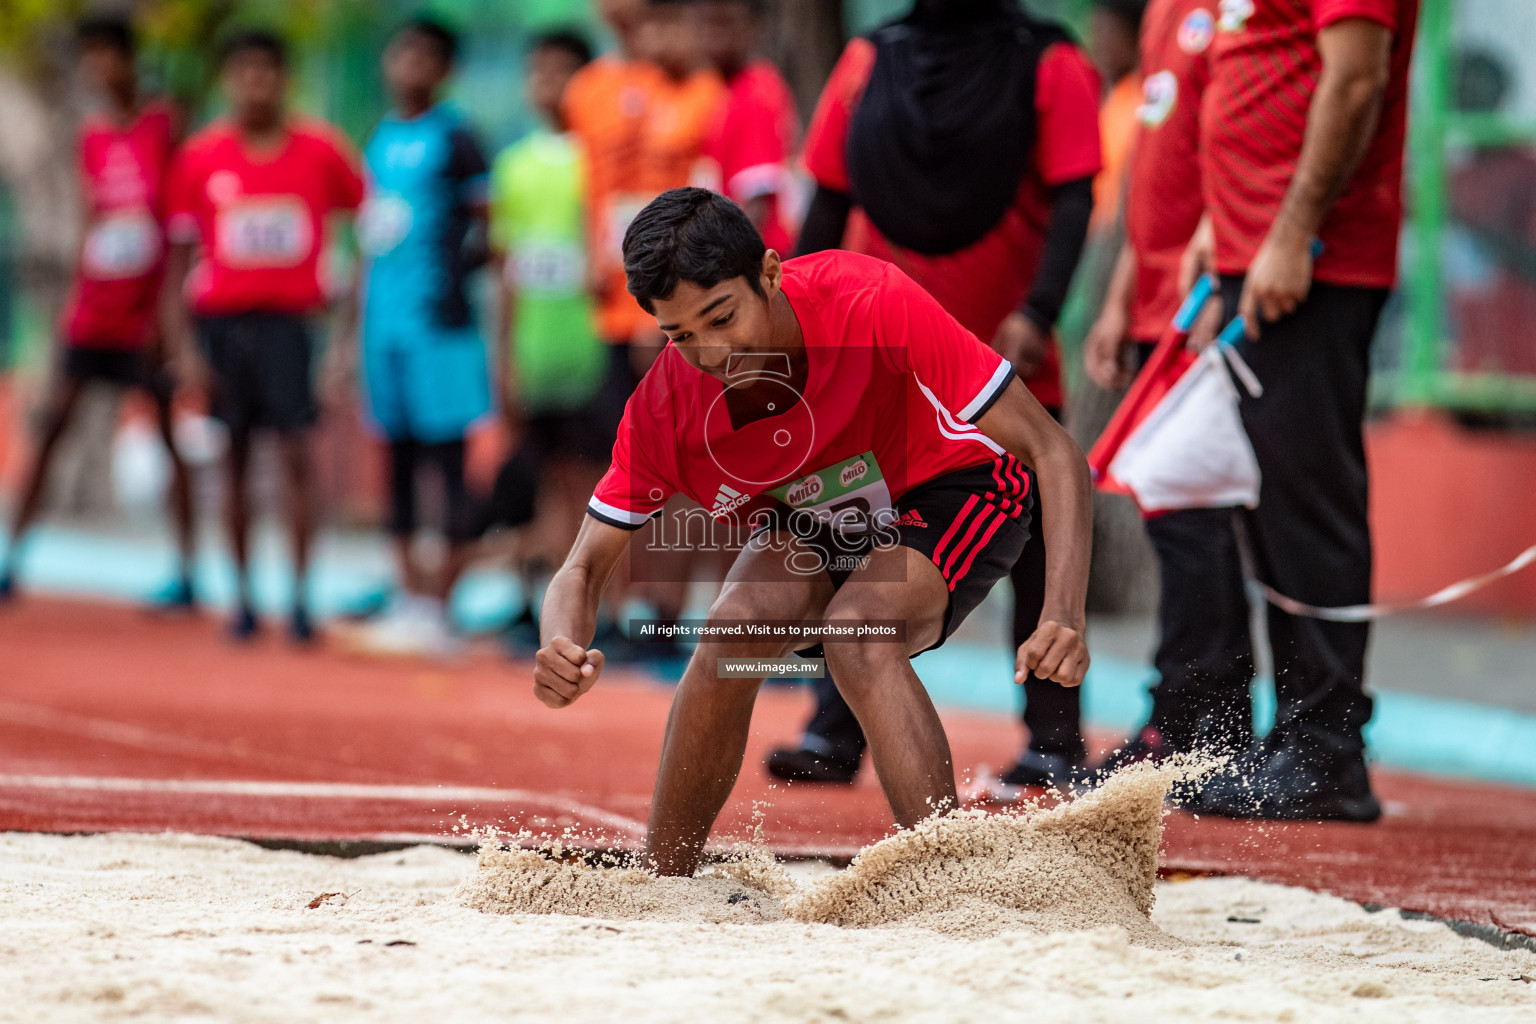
[
  {"left": 1143, "top": 507, "right": 1255, "bottom": 751},
  {"left": 1221, "top": 276, "right": 1387, "bottom": 751}
]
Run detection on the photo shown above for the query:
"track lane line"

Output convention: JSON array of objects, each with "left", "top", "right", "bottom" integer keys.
[{"left": 0, "top": 774, "right": 649, "bottom": 837}]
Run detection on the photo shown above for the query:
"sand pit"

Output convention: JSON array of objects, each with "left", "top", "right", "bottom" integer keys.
[
  {"left": 461, "top": 761, "right": 1183, "bottom": 946},
  {"left": 4, "top": 765, "right": 1534, "bottom": 1023}
]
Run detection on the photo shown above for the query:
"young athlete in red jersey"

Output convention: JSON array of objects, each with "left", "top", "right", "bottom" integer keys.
[
  {"left": 163, "top": 30, "right": 364, "bottom": 643},
  {"left": 533, "top": 188, "right": 1093, "bottom": 876},
  {"left": 695, "top": 0, "right": 801, "bottom": 254},
  {"left": 0, "top": 15, "right": 196, "bottom": 606}
]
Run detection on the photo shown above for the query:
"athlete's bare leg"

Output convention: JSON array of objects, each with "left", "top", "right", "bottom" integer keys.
[
  {"left": 150, "top": 389, "right": 196, "bottom": 581},
  {"left": 2, "top": 375, "right": 88, "bottom": 586},
  {"left": 821, "top": 544, "right": 956, "bottom": 827},
  {"left": 278, "top": 431, "right": 314, "bottom": 608},
  {"left": 224, "top": 426, "right": 254, "bottom": 609},
  {"left": 645, "top": 533, "right": 835, "bottom": 876}
]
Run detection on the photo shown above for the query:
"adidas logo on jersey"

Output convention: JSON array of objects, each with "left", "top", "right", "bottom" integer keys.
[
  {"left": 898, "top": 509, "right": 928, "bottom": 529},
  {"left": 710, "top": 483, "right": 752, "bottom": 518}
]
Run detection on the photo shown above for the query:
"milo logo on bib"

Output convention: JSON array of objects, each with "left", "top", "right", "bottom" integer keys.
[
  {"left": 784, "top": 475, "right": 823, "bottom": 507},
  {"left": 769, "top": 452, "right": 894, "bottom": 536}
]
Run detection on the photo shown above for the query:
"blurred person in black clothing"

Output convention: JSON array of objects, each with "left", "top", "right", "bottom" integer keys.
[{"left": 764, "top": 0, "right": 1102, "bottom": 787}]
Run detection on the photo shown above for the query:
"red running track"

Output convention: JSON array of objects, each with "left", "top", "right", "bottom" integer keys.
[{"left": 1, "top": 598, "right": 1533, "bottom": 937}]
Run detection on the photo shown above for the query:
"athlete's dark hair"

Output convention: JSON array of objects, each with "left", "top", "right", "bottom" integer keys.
[
  {"left": 219, "top": 28, "right": 287, "bottom": 69},
  {"left": 77, "top": 15, "right": 136, "bottom": 56},
  {"left": 1094, "top": 0, "right": 1146, "bottom": 34},
  {"left": 531, "top": 28, "right": 593, "bottom": 68},
  {"left": 624, "top": 187, "right": 767, "bottom": 313},
  {"left": 398, "top": 16, "right": 459, "bottom": 65}
]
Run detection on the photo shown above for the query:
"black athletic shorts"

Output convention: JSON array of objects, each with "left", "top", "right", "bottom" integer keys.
[
  {"left": 62, "top": 346, "right": 174, "bottom": 401},
  {"left": 526, "top": 406, "right": 611, "bottom": 464},
  {"left": 754, "top": 455, "right": 1035, "bottom": 654},
  {"left": 196, "top": 312, "right": 318, "bottom": 434}
]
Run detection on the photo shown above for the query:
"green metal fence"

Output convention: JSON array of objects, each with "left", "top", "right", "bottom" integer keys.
[{"left": 1393, "top": 0, "right": 1536, "bottom": 413}]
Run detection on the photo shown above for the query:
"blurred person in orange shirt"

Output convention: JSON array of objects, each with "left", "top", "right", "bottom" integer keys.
[
  {"left": 767, "top": 0, "right": 1102, "bottom": 787},
  {"left": 695, "top": 0, "right": 801, "bottom": 254},
  {"left": 563, "top": 0, "right": 723, "bottom": 384},
  {"left": 1088, "top": 0, "right": 1145, "bottom": 230},
  {"left": 561, "top": 0, "right": 724, "bottom": 657}
]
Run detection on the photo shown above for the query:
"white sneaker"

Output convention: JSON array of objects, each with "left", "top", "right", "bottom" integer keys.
[{"left": 349, "top": 595, "right": 464, "bottom": 659}]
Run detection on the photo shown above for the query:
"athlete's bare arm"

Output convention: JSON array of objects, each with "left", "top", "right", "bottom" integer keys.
[
  {"left": 1239, "top": 17, "right": 1393, "bottom": 335},
  {"left": 973, "top": 378, "right": 1093, "bottom": 688},
  {"left": 159, "top": 240, "right": 200, "bottom": 386},
  {"left": 533, "top": 516, "right": 633, "bottom": 708}
]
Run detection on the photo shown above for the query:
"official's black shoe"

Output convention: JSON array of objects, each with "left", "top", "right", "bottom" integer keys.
[
  {"left": 228, "top": 604, "right": 260, "bottom": 642},
  {"left": 1095, "top": 726, "right": 1172, "bottom": 776},
  {"left": 999, "top": 748, "right": 1089, "bottom": 788},
  {"left": 0, "top": 570, "right": 14, "bottom": 602},
  {"left": 150, "top": 576, "right": 196, "bottom": 612},
  {"left": 1188, "top": 731, "right": 1381, "bottom": 822},
  {"left": 289, "top": 605, "right": 317, "bottom": 646},
  {"left": 765, "top": 746, "right": 860, "bottom": 784}
]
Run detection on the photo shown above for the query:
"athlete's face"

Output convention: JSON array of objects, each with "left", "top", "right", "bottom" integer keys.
[
  {"left": 79, "top": 42, "right": 135, "bottom": 101},
  {"left": 527, "top": 45, "right": 583, "bottom": 125},
  {"left": 384, "top": 31, "right": 450, "bottom": 108},
  {"left": 696, "top": 1, "right": 755, "bottom": 75},
  {"left": 650, "top": 251, "right": 784, "bottom": 383},
  {"left": 222, "top": 50, "right": 286, "bottom": 128}
]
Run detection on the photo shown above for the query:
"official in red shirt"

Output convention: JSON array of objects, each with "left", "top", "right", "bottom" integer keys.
[
  {"left": 1080, "top": 0, "right": 1259, "bottom": 778},
  {"left": 534, "top": 188, "right": 1094, "bottom": 876},
  {"left": 695, "top": 0, "right": 801, "bottom": 255},
  {"left": 1185, "top": 0, "right": 1420, "bottom": 822},
  {"left": 0, "top": 15, "right": 196, "bottom": 608},
  {"left": 771, "top": 0, "right": 1102, "bottom": 789},
  {"left": 163, "top": 30, "right": 364, "bottom": 644}
]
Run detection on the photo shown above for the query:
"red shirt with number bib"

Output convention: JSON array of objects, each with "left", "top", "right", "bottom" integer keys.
[
  {"left": 588, "top": 251, "right": 1018, "bottom": 533},
  {"left": 166, "top": 119, "right": 364, "bottom": 314},
  {"left": 63, "top": 101, "right": 177, "bottom": 349}
]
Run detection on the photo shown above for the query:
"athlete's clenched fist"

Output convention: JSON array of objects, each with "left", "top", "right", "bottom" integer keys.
[
  {"left": 534, "top": 636, "right": 605, "bottom": 708},
  {"left": 1015, "top": 620, "right": 1089, "bottom": 688}
]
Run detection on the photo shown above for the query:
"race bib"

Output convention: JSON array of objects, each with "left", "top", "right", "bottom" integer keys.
[
  {"left": 81, "top": 211, "right": 158, "bottom": 279},
  {"left": 768, "top": 452, "right": 895, "bottom": 537},
  {"left": 510, "top": 240, "right": 584, "bottom": 295},
  {"left": 356, "top": 193, "right": 414, "bottom": 256},
  {"left": 216, "top": 197, "right": 312, "bottom": 268}
]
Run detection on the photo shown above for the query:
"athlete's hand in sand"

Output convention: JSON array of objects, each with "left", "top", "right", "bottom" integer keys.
[
  {"left": 533, "top": 637, "right": 606, "bottom": 708},
  {"left": 1016, "top": 620, "right": 1089, "bottom": 688}
]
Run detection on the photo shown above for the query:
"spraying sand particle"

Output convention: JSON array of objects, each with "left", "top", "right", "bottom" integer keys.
[{"left": 458, "top": 759, "right": 1211, "bottom": 947}]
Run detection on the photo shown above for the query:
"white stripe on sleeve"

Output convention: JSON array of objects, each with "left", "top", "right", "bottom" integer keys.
[{"left": 957, "top": 357, "right": 1015, "bottom": 423}]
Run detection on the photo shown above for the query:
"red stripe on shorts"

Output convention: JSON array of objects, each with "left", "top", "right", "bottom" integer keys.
[
  {"left": 941, "top": 501, "right": 997, "bottom": 578},
  {"left": 948, "top": 507, "right": 1008, "bottom": 592},
  {"left": 932, "top": 493, "right": 980, "bottom": 568}
]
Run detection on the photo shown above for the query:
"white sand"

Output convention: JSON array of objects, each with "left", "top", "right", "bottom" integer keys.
[{"left": 4, "top": 783, "right": 1534, "bottom": 1023}]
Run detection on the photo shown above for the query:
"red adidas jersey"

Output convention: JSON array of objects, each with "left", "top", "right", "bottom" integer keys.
[
  {"left": 588, "top": 252, "right": 1016, "bottom": 530},
  {"left": 1125, "top": 0, "right": 1214, "bottom": 341},
  {"left": 1202, "top": 0, "right": 1418, "bottom": 288},
  {"left": 166, "top": 119, "right": 364, "bottom": 315},
  {"left": 62, "top": 102, "right": 177, "bottom": 349},
  {"left": 800, "top": 38, "right": 1102, "bottom": 410},
  {"left": 699, "top": 60, "right": 801, "bottom": 255}
]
